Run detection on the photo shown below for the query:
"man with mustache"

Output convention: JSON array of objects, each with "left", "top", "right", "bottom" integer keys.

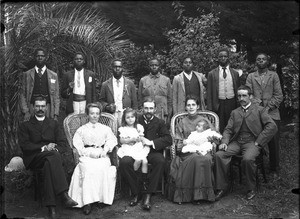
[
  {"left": 119, "top": 97, "right": 172, "bottom": 211},
  {"left": 246, "top": 53, "right": 283, "bottom": 177},
  {"left": 214, "top": 85, "right": 277, "bottom": 201},
  {"left": 18, "top": 96, "right": 77, "bottom": 219},
  {"left": 20, "top": 48, "right": 60, "bottom": 121}
]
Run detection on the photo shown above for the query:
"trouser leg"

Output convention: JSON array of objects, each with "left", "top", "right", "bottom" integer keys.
[
  {"left": 268, "top": 119, "right": 280, "bottom": 172},
  {"left": 147, "top": 152, "right": 165, "bottom": 193},
  {"left": 119, "top": 156, "right": 140, "bottom": 195}
]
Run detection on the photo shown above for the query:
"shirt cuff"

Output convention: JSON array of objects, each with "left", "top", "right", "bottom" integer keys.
[
  {"left": 151, "top": 141, "right": 155, "bottom": 149},
  {"left": 41, "top": 146, "right": 46, "bottom": 152}
]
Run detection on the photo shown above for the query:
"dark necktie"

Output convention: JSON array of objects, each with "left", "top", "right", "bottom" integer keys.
[
  {"left": 38, "top": 68, "right": 43, "bottom": 78},
  {"left": 222, "top": 67, "right": 227, "bottom": 79},
  {"left": 243, "top": 107, "right": 248, "bottom": 113}
]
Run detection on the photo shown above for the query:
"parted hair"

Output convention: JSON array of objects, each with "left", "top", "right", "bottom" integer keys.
[
  {"left": 121, "top": 108, "right": 138, "bottom": 129},
  {"left": 85, "top": 102, "right": 102, "bottom": 115}
]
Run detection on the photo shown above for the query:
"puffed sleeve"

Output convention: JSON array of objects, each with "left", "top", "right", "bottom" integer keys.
[
  {"left": 137, "top": 124, "right": 144, "bottom": 137},
  {"left": 103, "top": 126, "right": 118, "bottom": 154}
]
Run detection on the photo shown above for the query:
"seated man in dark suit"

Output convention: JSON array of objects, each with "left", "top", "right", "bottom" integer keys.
[
  {"left": 18, "top": 96, "right": 77, "bottom": 219},
  {"left": 119, "top": 97, "right": 172, "bottom": 211},
  {"left": 214, "top": 85, "right": 277, "bottom": 201}
]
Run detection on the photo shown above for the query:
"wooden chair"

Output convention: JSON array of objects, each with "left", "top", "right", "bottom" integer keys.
[
  {"left": 170, "top": 110, "right": 220, "bottom": 160},
  {"left": 63, "top": 112, "right": 121, "bottom": 199},
  {"left": 229, "top": 147, "right": 268, "bottom": 192}
]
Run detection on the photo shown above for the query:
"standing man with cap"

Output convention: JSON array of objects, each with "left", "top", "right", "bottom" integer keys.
[
  {"left": 138, "top": 58, "right": 172, "bottom": 123},
  {"left": 99, "top": 59, "right": 138, "bottom": 126},
  {"left": 61, "top": 52, "right": 96, "bottom": 115},
  {"left": 246, "top": 53, "right": 283, "bottom": 177},
  {"left": 20, "top": 48, "right": 60, "bottom": 121},
  {"left": 207, "top": 48, "right": 241, "bottom": 133}
]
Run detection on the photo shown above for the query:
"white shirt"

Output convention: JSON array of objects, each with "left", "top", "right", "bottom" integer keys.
[
  {"left": 218, "top": 65, "right": 235, "bottom": 99},
  {"left": 242, "top": 102, "right": 251, "bottom": 112},
  {"left": 73, "top": 68, "right": 86, "bottom": 95},
  {"left": 35, "top": 66, "right": 46, "bottom": 75},
  {"left": 113, "top": 76, "right": 124, "bottom": 112},
  {"left": 183, "top": 71, "right": 193, "bottom": 80}
]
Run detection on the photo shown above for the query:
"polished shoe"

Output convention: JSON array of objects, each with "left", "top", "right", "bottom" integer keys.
[
  {"left": 142, "top": 194, "right": 152, "bottom": 211},
  {"left": 61, "top": 191, "right": 78, "bottom": 207},
  {"left": 83, "top": 204, "right": 92, "bottom": 215},
  {"left": 215, "top": 190, "right": 225, "bottom": 201},
  {"left": 48, "top": 206, "right": 56, "bottom": 219},
  {"left": 246, "top": 190, "right": 256, "bottom": 200},
  {"left": 129, "top": 194, "right": 139, "bottom": 207}
]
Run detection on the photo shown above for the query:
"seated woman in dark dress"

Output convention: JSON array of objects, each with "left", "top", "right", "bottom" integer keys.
[{"left": 169, "top": 95, "right": 217, "bottom": 204}]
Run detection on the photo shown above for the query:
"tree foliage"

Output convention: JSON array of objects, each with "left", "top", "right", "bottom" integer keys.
[{"left": 1, "top": 2, "right": 129, "bottom": 160}]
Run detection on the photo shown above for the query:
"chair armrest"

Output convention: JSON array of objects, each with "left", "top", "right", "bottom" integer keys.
[{"left": 72, "top": 148, "right": 80, "bottom": 165}]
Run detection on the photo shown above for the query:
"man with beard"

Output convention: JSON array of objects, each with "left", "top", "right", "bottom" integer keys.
[
  {"left": 119, "top": 97, "right": 172, "bottom": 211},
  {"left": 214, "top": 85, "right": 277, "bottom": 201},
  {"left": 61, "top": 52, "right": 96, "bottom": 115},
  {"left": 246, "top": 53, "right": 283, "bottom": 177},
  {"left": 99, "top": 59, "right": 137, "bottom": 126},
  {"left": 20, "top": 48, "right": 60, "bottom": 121},
  {"left": 138, "top": 58, "right": 172, "bottom": 123},
  {"left": 172, "top": 56, "right": 206, "bottom": 114},
  {"left": 18, "top": 96, "right": 78, "bottom": 219},
  {"left": 207, "top": 48, "right": 241, "bottom": 133}
]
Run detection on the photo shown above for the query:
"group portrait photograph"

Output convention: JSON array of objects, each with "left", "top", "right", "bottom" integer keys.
[{"left": 0, "top": 1, "right": 299, "bottom": 219}]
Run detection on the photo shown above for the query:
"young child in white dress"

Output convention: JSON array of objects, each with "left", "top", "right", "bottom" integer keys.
[
  {"left": 182, "top": 118, "right": 222, "bottom": 155},
  {"left": 117, "top": 108, "right": 150, "bottom": 177}
]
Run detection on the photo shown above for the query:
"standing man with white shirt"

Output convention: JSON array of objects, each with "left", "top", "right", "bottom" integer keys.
[
  {"left": 20, "top": 48, "right": 60, "bottom": 121},
  {"left": 207, "top": 48, "right": 241, "bottom": 133},
  {"left": 172, "top": 56, "right": 206, "bottom": 115},
  {"left": 99, "top": 59, "right": 137, "bottom": 126},
  {"left": 61, "top": 52, "right": 96, "bottom": 115}
]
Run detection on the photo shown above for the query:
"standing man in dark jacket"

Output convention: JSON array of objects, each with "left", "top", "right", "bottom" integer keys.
[
  {"left": 18, "top": 96, "right": 77, "bottom": 218},
  {"left": 20, "top": 48, "right": 60, "bottom": 121},
  {"left": 119, "top": 97, "right": 172, "bottom": 211},
  {"left": 61, "top": 52, "right": 96, "bottom": 115},
  {"left": 207, "top": 48, "right": 241, "bottom": 133}
]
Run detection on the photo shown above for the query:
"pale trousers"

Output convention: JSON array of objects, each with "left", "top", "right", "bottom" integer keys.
[{"left": 73, "top": 101, "right": 86, "bottom": 114}]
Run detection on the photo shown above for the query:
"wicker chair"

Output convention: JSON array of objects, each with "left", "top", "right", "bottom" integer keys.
[
  {"left": 170, "top": 110, "right": 220, "bottom": 160},
  {"left": 63, "top": 112, "right": 121, "bottom": 198}
]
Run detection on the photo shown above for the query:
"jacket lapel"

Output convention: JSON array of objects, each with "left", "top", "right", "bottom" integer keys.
[
  {"left": 229, "top": 68, "right": 237, "bottom": 91},
  {"left": 253, "top": 71, "right": 262, "bottom": 86},
  {"left": 179, "top": 72, "right": 185, "bottom": 93},
  {"left": 41, "top": 117, "right": 50, "bottom": 133},
  {"left": 83, "top": 69, "right": 89, "bottom": 87},
  {"left": 108, "top": 77, "right": 114, "bottom": 97},
  {"left": 214, "top": 68, "right": 219, "bottom": 94},
  {"left": 123, "top": 77, "right": 128, "bottom": 97},
  {"left": 262, "top": 71, "right": 272, "bottom": 90}
]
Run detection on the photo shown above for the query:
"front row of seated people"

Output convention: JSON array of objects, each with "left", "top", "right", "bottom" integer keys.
[{"left": 18, "top": 85, "right": 277, "bottom": 218}]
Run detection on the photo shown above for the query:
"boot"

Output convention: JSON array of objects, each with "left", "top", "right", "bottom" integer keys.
[
  {"left": 48, "top": 206, "right": 56, "bottom": 219},
  {"left": 61, "top": 191, "right": 78, "bottom": 207}
]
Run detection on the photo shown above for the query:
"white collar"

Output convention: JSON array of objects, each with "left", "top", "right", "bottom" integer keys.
[
  {"left": 35, "top": 116, "right": 45, "bottom": 121},
  {"left": 219, "top": 65, "right": 229, "bottom": 71},
  {"left": 35, "top": 66, "right": 46, "bottom": 73},
  {"left": 113, "top": 76, "right": 123, "bottom": 83},
  {"left": 242, "top": 102, "right": 251, "bottom": 110}
]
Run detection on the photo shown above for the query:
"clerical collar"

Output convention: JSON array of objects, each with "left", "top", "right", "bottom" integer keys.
[
  {"left": 242, "top": 102, "right": 251, "bottom": 110},
  {"left": 35, "top": 116, "right": 45, "bottom": 121},
  {"left": 143, "top": 115, "right": 154, "bottom": 124}
]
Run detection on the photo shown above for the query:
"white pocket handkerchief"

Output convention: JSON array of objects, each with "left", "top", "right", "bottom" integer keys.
[
  {"left": 89, "top": 76, "right": 92, "bottom": 82},
  {"left": 50, "top": 79, "right": 56, "bottom": 83}
]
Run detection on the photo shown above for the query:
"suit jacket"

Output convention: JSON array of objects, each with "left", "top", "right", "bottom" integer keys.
[
  {"left": 207, "top": 67, "right": 240, "bottom": 112},
  {"left": 61, "top": 69, "right": 97, "bottom": 114},
  {"left": 18, "top": 117, "right": 68, "bottom": 168},
  {"left": 99, "top": 76, "right": 138, "bottom": 111},
  {"left": 172, "top": 71, "right": 206, "bottom": 114},
  {"left": 221, "top": 104, "right": 277, "bottom": 147},
  {"left": 20, "top": 68, "right": 60, "bottom": 118},
  {"left": 245, "top": 70, "right": 283, "bottom": 120},
  {"left": 138, "top": 115, "right": 172, "bottom": 153}
]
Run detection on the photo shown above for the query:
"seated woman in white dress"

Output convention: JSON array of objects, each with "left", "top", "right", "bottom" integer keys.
[
  {"left": 182, "top": 118, "right": 222, "bottom": 155},
  {"left": 68, "top": 103, "right": 118, "bottom": 215}
]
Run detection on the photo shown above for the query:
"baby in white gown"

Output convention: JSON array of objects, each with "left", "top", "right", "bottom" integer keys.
[{"left": 182, "top": 118, "right": 222, "bottom": 155}]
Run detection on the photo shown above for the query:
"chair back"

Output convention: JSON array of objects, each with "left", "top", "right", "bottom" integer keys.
[
  {"left": 170, "top": 110, "right": 220, "bottom": 159},
  {"left": 63, "top": 112, "right": 117, "bottom": 164}
]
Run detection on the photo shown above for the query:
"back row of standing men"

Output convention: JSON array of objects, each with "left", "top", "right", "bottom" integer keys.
[{"left": 19, "top": 47, "right": 283, "bottom": 175}]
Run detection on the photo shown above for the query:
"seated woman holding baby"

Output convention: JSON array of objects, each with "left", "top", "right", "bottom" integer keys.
[{"left": 169, "top": 95, "right": 222, "bottom": 204}]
